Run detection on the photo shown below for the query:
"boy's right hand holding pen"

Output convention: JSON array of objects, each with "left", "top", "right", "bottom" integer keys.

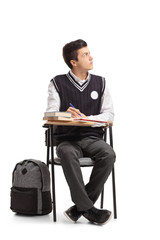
[{"left": 67, "top": 103, "right": 88, "bottom": 119}]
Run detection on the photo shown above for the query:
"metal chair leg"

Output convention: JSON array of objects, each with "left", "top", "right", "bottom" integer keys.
[
  {"left": 100, "top": 187, "right": 104, "bottom": 209},
  {"left": 112, "top": 166, "right": 117, "bottom": 219},
  {"left": 109, "top": 124, "right": 117, "bottom": 219},
  {"left": 50, "top": 125, "right": 56, "bottom": 222}
]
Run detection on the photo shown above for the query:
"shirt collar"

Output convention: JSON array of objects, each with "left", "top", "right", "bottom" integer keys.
[{"left": 69, "top": 70, "right": 90, "bottom": 85}]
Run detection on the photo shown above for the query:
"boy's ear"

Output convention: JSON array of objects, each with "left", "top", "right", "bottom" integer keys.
[{"left": 70, "top": 60, "right": 77, "bottom": 67}]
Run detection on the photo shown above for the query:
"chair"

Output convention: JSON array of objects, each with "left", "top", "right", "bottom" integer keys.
[{"left": 44, "top": 123, "right": 117, "bottom": 222}]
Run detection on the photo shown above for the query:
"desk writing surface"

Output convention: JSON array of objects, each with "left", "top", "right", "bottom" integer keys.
[{"left": 45, "top": 120, "right": 94, "bottom": 126}]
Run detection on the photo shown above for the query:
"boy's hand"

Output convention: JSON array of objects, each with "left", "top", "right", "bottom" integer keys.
[{"left": 67, "top": 107, "right": 88, "bottom": 118}]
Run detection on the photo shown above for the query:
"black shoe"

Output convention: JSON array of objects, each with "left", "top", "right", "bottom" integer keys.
[
  {"left": 64, "top": 205, "right": 82, "bottom": 223},
  {"left": 83, "top": 206, "right": 112, "bottom": 225}
]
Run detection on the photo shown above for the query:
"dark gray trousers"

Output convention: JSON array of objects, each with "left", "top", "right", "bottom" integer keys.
[{"left": 56, "top": 136, "right": 116, "bottom": 211}]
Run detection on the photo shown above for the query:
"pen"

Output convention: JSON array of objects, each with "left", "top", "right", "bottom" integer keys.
[{"left": 69, "top": 103, "right": 82, "bottom": 116}]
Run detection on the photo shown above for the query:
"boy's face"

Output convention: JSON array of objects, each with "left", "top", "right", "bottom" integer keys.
[{"left": 71, "top": 46, "right": 93, "bottom": 71}]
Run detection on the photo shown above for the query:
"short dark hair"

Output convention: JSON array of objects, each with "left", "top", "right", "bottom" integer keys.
[{"left": 63, "top": 39, "right": 87, "bottom": 69}]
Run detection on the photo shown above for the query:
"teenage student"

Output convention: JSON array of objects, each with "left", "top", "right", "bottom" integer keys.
[{"left": 46, "top": 39, "right": 116, "bottom": 225}]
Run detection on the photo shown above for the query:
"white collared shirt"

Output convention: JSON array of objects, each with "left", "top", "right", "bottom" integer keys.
[
  {"left": 46, "top": 71, "right": 114, "bottom": 126},
  {"left": 69, "top": 70, "right": 90, "bottom": 85}
]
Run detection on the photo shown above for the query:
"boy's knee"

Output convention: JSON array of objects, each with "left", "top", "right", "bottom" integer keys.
[
  {"left": 108, "top": 148, "right": 116, "bottom": 163},
  {"left": 103, "top": 147, "right": 116, "bottom": 167}
]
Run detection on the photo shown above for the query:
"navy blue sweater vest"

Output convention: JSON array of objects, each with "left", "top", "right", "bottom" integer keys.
[{"left": 51, "top": 72, "right": 105, "bottom": 141}]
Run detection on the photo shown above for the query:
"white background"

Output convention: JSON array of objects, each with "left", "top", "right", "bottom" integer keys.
[{"left": 0, "top": 0, "right": 160, "bottom": 239}]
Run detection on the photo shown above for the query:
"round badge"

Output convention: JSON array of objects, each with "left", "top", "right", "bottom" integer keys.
[{"left": 91, "top": 91, "right": 98, "bottom": 100}]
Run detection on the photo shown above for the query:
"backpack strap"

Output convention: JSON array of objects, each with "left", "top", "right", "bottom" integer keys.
[{"left": 29, "top": 159, "right": 50, "bottom": 192}]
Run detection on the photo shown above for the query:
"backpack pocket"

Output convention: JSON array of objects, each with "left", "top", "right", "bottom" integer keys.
[
  {"left": 10, "top": 187, "right": 38, "bottom": 214},
  {"left": 42, "top": 191, "right": 52, "bottom": 214}
]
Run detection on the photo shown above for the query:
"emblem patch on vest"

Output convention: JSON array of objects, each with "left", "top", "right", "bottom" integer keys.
[{"left": 91, "top": 91, "right": 98, "bottom": 100}]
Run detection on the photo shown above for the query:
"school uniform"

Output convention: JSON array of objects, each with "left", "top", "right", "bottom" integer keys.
[{"left": 46, "top": 71, "right": 116, "bottom": 211}]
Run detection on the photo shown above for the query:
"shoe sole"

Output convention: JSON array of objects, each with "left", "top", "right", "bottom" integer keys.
[
  {"left": 63, "top": 211, "right": 76, "bottom": 223},
  {"left": 64, "top": 210, "right": 112, "bottom": 225},
  {"left": 89, "top": 212, "right": 113, "bottom": 226}
]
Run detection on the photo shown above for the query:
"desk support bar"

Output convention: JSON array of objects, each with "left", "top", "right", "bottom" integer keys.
[{"left": 46, "top": 129, "right": 50, "bottom": 167}]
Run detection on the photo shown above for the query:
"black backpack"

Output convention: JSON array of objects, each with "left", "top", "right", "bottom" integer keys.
[{"left": 10, "top": 159, "right": 52, "bottom": 215}]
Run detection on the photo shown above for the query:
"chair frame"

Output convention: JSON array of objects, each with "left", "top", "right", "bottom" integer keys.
[{"left": 44, "top": 123, "right": 117, "bottom": 222}]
